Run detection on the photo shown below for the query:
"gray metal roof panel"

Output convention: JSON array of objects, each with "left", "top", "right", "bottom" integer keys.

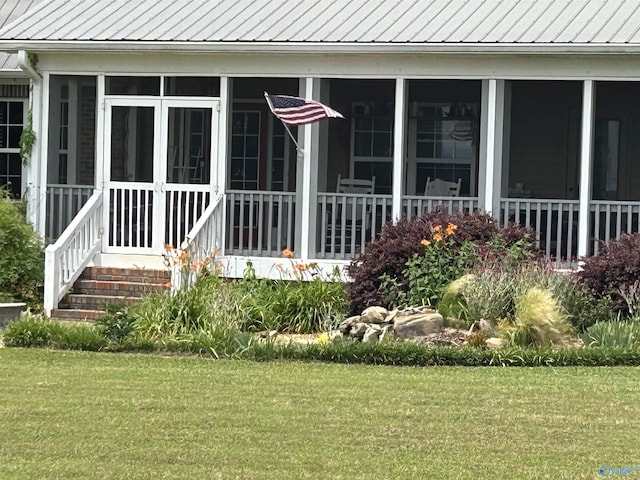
[{"left": 3, "top": 0, "right": 640, "bottom": 46}]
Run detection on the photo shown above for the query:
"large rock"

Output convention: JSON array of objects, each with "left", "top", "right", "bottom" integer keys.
[
  {"left": 362, "top": 326, "right": 382, "bottom": 343},
  {"left": 485, "top": 337, "right": 506, "bottom": 349},
  {"left": 350, "top": 322, "right": 369, "bottom": 339},
  {"left": 394, "top": 313, "right": 444, "bottom": 339},
  {"left": 338, "top": 315, "right": 361, "bottom": 334},
  {"left": 361, "top": 306, "right": 389, "bottom": 324}
]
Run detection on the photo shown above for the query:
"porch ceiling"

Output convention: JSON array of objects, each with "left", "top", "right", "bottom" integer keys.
[{"left": 3, "top": 0, "right": 640, "bottom": 55}]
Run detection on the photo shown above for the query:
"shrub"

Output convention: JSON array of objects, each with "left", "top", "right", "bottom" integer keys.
[
  {"left": 3, "top": 315, "right": 106, "bottom": 351},
  {"left": 0, "top": 190, "right": 44, "bottom": 306},
  {"left": 501, "top": 287, "right": 573, "bottom": 347},
  {"left": 580, "top": 233, "right": 640, "bottom": 314},
  {"left": 347, "top": 208, "right": 536, "bottom": 313},
  {"left": 95, "top": 303, "right": 137, "bottom": 342},
  {"left": 581, "top": 320, "right": 640, "bottom": 348},
  {"left": 239, "top": 259, "right": 347, "bottom": 333},
  {"left": 455, "top": 260, "right": 609, "bottom": 332}
]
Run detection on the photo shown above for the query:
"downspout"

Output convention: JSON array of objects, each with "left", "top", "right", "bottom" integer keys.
[
  {"left": 17, "top": 50, "right": 44, "bottom": 234},
  {"left": 17, "top": 50, "right": 41, "bottom": 81}
]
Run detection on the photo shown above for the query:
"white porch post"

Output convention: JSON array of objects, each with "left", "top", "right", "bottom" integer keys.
[
  {"left": 298, "top": 77, "right": 320, "bottom": 260},
  {"left": 392, "top": 78, "right": 407, "bottom": 222},
  {"left": 577, "top": 80, "right": 595, "bottom": 260},
  {"left": 24, "top": 77, "right": 43, "bottom": 229},
  {"left": 95, "top": 75, "right": 105, "bottom": 191},
  {"left": 216, "top": 77, "right": 231, "bottom": 255},
  {"left": 37, "top": 73, "right": 50, "bottom": 235},
  {"left": 478, "top": 79, "right": 505, "bottom": 217}
]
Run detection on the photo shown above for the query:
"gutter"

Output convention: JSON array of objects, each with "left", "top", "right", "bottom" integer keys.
[
  {"left": 17, "top": 49, "right": 41, "bottom": 81},
  {"left": 4, "top": 40, "right": 640, "bottom": 56}
]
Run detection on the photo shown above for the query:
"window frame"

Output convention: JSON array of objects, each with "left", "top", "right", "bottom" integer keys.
[{"left": 0, "top": 97, "right": 27, "bottom": 199}]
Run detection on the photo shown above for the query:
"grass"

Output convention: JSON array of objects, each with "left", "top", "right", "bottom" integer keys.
[{"left": 1, "top": 349, "right": 639, "bottom": 479}]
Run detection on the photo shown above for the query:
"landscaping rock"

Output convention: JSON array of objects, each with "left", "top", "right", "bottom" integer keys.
[
  {"left": 384, "top": 308, "right": 398, "bottom": 323},
  {"left": 361, "top": 306, "right": 389, "bottom": 324},
  {"left": 350, "top": 322, "right": 369, "bottom": 339},
  {"left": 417, "top": 328, "right": 469, "bottom": 347},
  {"left": 394, "top": 312, "right": 444, "bottom": 339},
  {"left": 362, "top": 326, "right": 382, "bottom": 343},
  {"left": 339, "top": 316, "right": 360, "bottom": 334},
  {"left": 479, "top": 319, "right": 496, "bottom": 333},
  {"left": 485, "top": 337, "right": 506, "bottom": 349}
]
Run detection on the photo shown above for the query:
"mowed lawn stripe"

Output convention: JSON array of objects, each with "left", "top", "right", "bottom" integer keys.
[{"left": 0, "top": 349, "right": 638, "bottom": 479}]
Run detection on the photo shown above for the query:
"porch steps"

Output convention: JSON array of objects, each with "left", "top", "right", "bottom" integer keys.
[{"left": 51, "top": 267, "right": 170, "bottom": 321}]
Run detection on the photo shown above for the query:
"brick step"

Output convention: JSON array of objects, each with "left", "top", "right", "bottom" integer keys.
[
  {"left": 80, "top": 267, "right": 170, "bottom": 284},
  {"left": 50, "top": 309, "right": 106, "bottom": 321},
  {"left": 60, "top": 294, "right": 140, "bottom": 310},
  {"left": 72, "top": 279, "right": 167, "bottom": 297}
]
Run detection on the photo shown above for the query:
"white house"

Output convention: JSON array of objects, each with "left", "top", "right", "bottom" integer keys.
[{"left": 1, "top": 0, "right": 640, "bottom": 315}]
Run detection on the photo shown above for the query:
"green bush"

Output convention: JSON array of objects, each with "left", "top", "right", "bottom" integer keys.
[
  {"left": 0, "top": 190, "right": 44, "bottom": 306},
  {"left": 347, "top": 208, "right": 537, "bottom": 313},
  {"left": 95, "top": 303, "right": 137, "bottom": 342},
  {"left": 3, "top": 315, "right": 106, "bottom": 351},
  {"left": 581, "top": 320, "right": 640, "bottom": 348}
]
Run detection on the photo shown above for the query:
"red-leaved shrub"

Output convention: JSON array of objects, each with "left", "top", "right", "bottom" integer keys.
[
  {"left": 346, "top": 209, "right": 537, "bottom": 314},
  {"left": 580, "top": 233, "right": 640, "bottom": 314}
]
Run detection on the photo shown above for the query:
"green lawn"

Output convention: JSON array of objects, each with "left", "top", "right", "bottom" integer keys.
[{"left": 0, "top": 349, "right": 638, "bottom": 479}]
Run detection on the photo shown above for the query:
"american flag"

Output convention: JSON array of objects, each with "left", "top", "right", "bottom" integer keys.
[{"left": 265, "top": 93, "right": 344, "bottom": 126}]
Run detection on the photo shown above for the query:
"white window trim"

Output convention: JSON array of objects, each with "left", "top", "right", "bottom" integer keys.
[{"left": 0, "top": 97, "right": 28, "bottom": 199}]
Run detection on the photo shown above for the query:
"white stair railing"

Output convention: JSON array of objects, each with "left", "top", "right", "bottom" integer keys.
[
  {"left": 170, "top": 194, "right": 224, "bottom": 291},
  {"left": 44, "top": 190, "right": 103, "bottom": 316}
]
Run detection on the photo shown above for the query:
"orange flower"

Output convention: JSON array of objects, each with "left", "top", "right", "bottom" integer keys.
[
  {"left": 190, "top": 264, "right": 197, "bottom": 271},
  {"left": 420, "top": 239, "right": 431, "bottom": 247},
  {"left": 179, "top": 250, "right": 188, "bottom": 260},
  {"left": 211, "top": 248, "right": 220, "bottom": 256},
  {"left": 274, "top": 263, "right": 284, "bottom": 270},
  {"left": 164, "top": 243, "right": 174, "bottom": 251},
  {"left": 446, "top": 222, "right": 458, "bottom": 236},
  {"left": 433, "top": 233, "right": 444, "bottom": 242},
  {"left": 282, "top": 248, "right": 294, "bottom": 258},
  {"left": 165, "top": 282, "right": 173, "bottom": 289},
  {"left": 431, "top": 225, "right": 442, "bottom": 233},
  {"left": 294, "top": 263, "right": 307, "bottom": 271}
]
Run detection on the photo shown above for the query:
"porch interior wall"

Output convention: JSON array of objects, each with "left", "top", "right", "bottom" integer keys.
[
  {"left": 508, "top": 81, "right": 581, "bottom": 199},
  {"left": 326, "top": 79, "right": 395, "bottom": 192}
]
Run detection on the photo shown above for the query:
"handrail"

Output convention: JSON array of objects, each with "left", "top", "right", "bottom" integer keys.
[
  {"left": 43, "top": 190, "right": 103, "bottom": 316},
  {"left": 170, "top": 194, "right": 224, "bottom": 291}
]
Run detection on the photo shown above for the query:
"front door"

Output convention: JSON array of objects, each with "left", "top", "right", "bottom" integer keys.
[{"left": 104, "top": 99, "right": 218, "bottom": 253}]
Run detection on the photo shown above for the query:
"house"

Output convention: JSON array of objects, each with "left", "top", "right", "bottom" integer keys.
[{"left": 0, "top": 0, "right": 639, "bottom": 315}]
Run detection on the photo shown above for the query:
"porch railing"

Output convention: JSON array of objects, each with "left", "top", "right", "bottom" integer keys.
[
  {"left": 46, "top": 184, "right": 94, "bottom": 241},
  {"left": 317, "top": 193, "right": 393, "bottom": 260},
  {"left": 590, "top": 200, "right": 640, "bottom": 255},
  {"left": 226, "top": 190, "right": 296, "bottom": 257},
  {"left": 44, "top": 191, "right": 103, "bottom": 316},
  {"left": 402, "top": 195, "right": 479, "bottom": 219},
  {"left": 171, "top": 194, "right": 224, "bottom": 291},
  {"left": 499, "top": 198, "right": 580, "bottom": 262}
]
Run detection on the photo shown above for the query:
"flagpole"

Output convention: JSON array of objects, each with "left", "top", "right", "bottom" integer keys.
[{"left": 264, "top": 91, "right": 304, "bottom": 156}]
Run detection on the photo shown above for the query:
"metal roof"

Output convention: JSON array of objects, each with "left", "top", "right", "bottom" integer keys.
[
  {"left": 0, "top": 0, "right": 41, "bottom": 71},
  {"left": 2, "top": 0, "right": 640, "bottom": 51}
]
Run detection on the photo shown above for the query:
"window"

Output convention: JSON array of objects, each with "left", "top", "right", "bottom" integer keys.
[
  {"left": 230, "top": 111, "right": 260, "bottom": 190},
  {"left": 351, "top": 102, "right": 393, "bottom": 194},
  {"left": 409, "top": 103, "right": 477, "bottom": 196},
  {"left": 269, "top": 119, "right": 288, "bottom": 191},
  {"left": 0, "top": 99, "right": 26, "bottom": 198}
]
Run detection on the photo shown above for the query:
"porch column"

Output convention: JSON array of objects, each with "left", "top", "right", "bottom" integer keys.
[
  {"left": 298, "top": 77, "right": 321, "bottom": 260},
  {"left": 577, "top": 80, "right": 596, "bottom": 259},
  {"left": 217, "top": 77, "right": 231, "bottom": 195},
  {"left": 478, "top": 79, "right": 506, "bottom": 217},
  {"left": 392, "top": 78, "right": 407, "bottom": 221},
  {"left": 24, "top": 76, "right": 43, "bottom": 230},
  {"left": 37, "top": 73, "right": 50, "bottom": 235}
]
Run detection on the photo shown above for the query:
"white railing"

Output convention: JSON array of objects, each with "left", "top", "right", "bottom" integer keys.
[
  {"left": 170, "top": 194, "right": 224, "bottom": 291},
  {"left": 317, "top": 193, "right": 393, "bottom": 259},
  {"left": 402, "top": 195, "right": 479, "bottom": 219},
  {"left": 590, "top": 200, "right": 640, "bottom": 255},
  {"left": 165, "top": 188, "right": 211, "bottom": 250},
  {"left": 44, "top": 191, "right": 103, "bottom": 316},
  {"left": 226, "top": 190, "right": 296, "bottom": 256},
  {"left": 499, "top": 198, "right": 580, "bottom": 262},
  {"left": 46, "top": 184, "right": 94, "bottom": 241}
]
